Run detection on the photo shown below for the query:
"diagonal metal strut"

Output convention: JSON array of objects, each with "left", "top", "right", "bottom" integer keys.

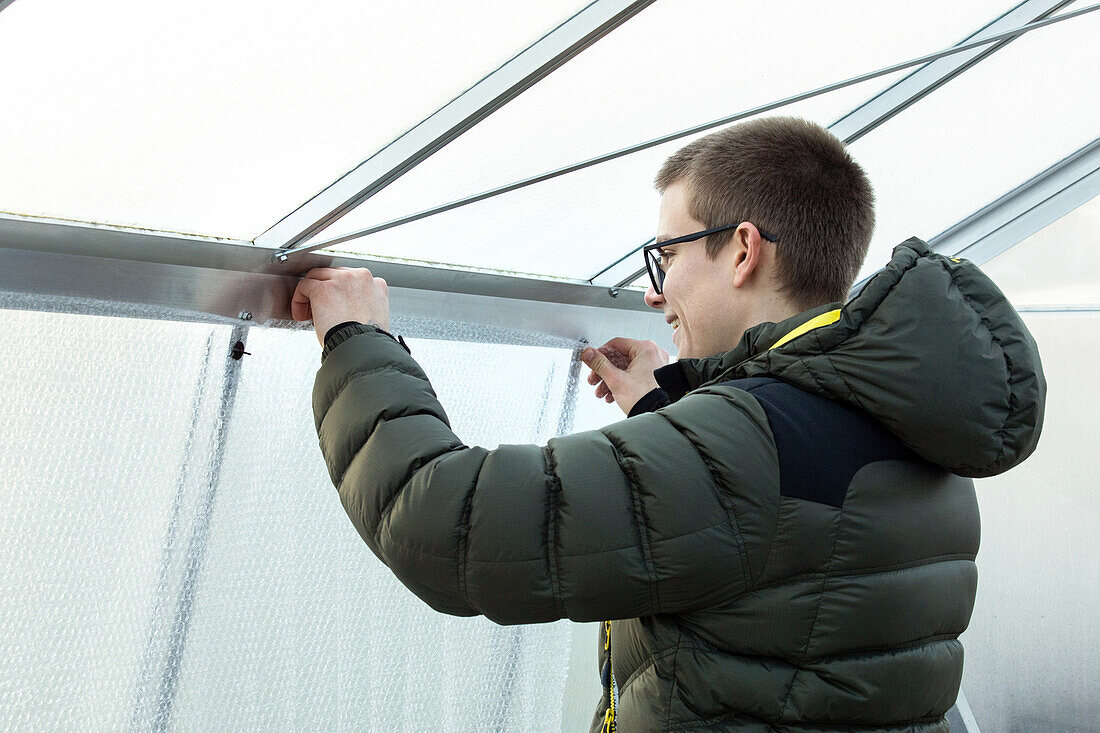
[{"left": 257, "top": 0, "right": 656, "bottom": 253}]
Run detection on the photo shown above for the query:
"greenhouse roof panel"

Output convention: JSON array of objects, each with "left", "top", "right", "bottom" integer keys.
[
  {"left": 320, "top": 76, "right": 909, "bottom": 280},
  {"left": 0, "top": 0, "right": 587, "bottom": 240},
  {"left": 850, "top": 2, "right": 1100, "bottom": 280},
  {"left": 317, "top": 0, "right": 1013, "bottom": 276}
]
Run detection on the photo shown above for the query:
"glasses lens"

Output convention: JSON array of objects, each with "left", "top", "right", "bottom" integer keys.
[{"left": 644, "top": 248, "right": 664, "bottom": 293}]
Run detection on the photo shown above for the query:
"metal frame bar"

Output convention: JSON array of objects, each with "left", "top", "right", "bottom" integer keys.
[
  {"left": 255, "top": 0, "right": 655, "bottom": 251},
  {"left": 929, "top": 137, "right": 1100, "bottom": 262},
  {"left": 278, "top": 2, "right": 1100, "bottom": 264},
  {"left": 0, "top": 214, "right": 671, "bottom": 349},
  {"left": 848, "top": 137, "right": 1100, "bottom": 296},
  {"left": 0, "top": 0, "right": 18, "bottom": 14},
  {"left": 828, "top": 0, "right": 1072, "bottom": 145},
  {"left": 589, "top": 0, "right": 1074, "bottom": 289}
]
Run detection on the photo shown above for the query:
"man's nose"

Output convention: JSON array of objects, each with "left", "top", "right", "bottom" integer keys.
[{"left": 644, "top": 284, "right": 664, "bottom": 310}]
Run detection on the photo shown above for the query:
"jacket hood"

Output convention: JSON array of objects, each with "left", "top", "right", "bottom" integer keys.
[{"left": 665, "top": 238, "right": 1046, "bottom": 478}]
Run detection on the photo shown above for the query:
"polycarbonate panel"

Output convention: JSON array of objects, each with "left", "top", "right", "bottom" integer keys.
[
  {"left": 958, "top": 183, "right": 1100, "bottom": 730},
  {"left": 961, "top": 311, "right": 1100, "bottom": 729},
  {"left": 0, "top": 301, "right": 232, "bottom": 731},
  {"left": 981, "top": 192, "right": 1100, "bottom": 306},
  {"left": 320, "top": 72, "right": 910, "bottom": 280},
  {"left": 850, "top": 3, "right": 1100, "bottom": 280},
  {"left": 321, "top": 0, "right": 1010, "bottom": 275},
  {"left": 0, "top": 0, "right": 584, "bottom": 239}
]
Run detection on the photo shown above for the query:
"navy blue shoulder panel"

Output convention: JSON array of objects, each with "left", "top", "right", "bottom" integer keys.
[{"left": 718, "top": 377, "right": 913, "bottom": 507}]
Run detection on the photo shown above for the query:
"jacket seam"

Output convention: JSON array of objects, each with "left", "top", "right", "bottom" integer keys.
[
  {"left": 617, "top": 646, "right": 679, "bottom": 693},
  {"left": 560, "top": 521, "right": 729, "bottom": 560},
  {"left": 654, "top": 409, "right": 754, "bottom": 592},
  {"left": 390, "top": 519, "right": 728, "bottom": 564},
  {"left": 749, "top": 552, "right": 976, "bottom": 594},
  {"left": 605, "top": 432, "right": 662, "bottom": 614},
  {"left": 456, "top": 466, "right": 478, "bottom": 607},
  {"left": 542, "top": 444, "right": 569, "bottom": 619},
  {"left": 668, "top": 709, "right": 947, "bottom": 731},
  {"left": 675, "top": 632, "right": 963, "bottom": 667},
  {"left": 371, "top": 444, "right": 468, "bottom": 550},
  {"left": 666, "top": 626, "right": 683, "bottom": 730},
  {"left": 939, "top": 259, "right": 1016, "bottom": 472},
  {"left": 780, "top": 509, "right": 843, "bottom": 720},
  {"left": 735, "top": 383, "right": 784, "bottom": 585},
  {"left": 329, "top": 363, "right": 428, "bottom": 407}
]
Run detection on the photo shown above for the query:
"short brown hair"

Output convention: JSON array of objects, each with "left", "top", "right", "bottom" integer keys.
[{"left": 655, "top": 117, "right": 874, "bottom": 309}]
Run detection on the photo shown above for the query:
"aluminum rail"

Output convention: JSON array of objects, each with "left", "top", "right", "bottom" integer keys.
[
  {"left": 848, "top": 137, "right": 1100, "bottom": 296},
  {"left": 257, "top": 0, "right": 655, "bottom": 252},
  {"left": 275, "top": 2, "right": 1100, "bottom": 263},
  {"left": 0, "top": 214, "right": 670, "bottom": 348},
  {"left": 929, "top": 137, "right": 1100, "bottom": 263},
  {"left": 828, "top": 0, "right": 1072, "bottom": 145}
]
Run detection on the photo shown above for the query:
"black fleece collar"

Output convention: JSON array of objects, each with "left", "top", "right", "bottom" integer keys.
[{"left": 655, "top": 302, "right": 843, "bottom": 401}]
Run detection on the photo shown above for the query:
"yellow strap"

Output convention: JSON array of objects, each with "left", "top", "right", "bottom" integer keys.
[
  {"left": 768, "top": 308, "right": 841, "bottom": 351},
  {"left": 603, "top": 620, "right": 616, "bottom": 732}
]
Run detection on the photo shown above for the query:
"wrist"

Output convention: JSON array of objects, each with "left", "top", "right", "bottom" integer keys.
[{"left": 321, "top": 322, "right": 409, "bottom": 362}]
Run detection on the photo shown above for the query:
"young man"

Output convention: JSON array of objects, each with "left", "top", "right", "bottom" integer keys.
[{"left": 292, "top": 117, "right": 1045, "bottom": 731}]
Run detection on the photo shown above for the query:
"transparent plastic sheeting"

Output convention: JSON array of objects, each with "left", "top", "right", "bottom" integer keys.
[{"left": 0, "top": 293, "right": 587, "bottom": 732}]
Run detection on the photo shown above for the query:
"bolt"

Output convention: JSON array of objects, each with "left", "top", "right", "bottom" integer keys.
[
  {"left": 238, "top": 311, "right": 253, "bottom": 321},
  {"left": 230, "top": 340, "right": 251, "bottom": 360},
  {"left": 608, "top": 288, "right": 620, "bottom": 298},
  {"left": 275, "top": 253, "right": 289, "bottom": 263}
]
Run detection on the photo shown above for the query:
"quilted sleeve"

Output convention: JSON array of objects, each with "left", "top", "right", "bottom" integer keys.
[{"left": 313, "top": 328, "right": 776, "bottom": 625}]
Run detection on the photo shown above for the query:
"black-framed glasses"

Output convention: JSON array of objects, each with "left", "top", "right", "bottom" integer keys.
[{"left": 643, "top": 223, "right": 778, "bottom": 294}]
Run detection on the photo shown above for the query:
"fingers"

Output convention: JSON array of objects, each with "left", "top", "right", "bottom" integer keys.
[
  {"left": 303, "top": 267, "right": 381, "bottom": 282},
  {"left": 302, "top": 267, "right": 341, "bottom": 281},
  {"left": 291, "top": 278, "right": 317, "bottom": 321},
  {"left": 580, "top": 348, "right": 612, "bottom": 379},
  {"left": 603, "top": 337, "right": 643, "bottom": 358}
]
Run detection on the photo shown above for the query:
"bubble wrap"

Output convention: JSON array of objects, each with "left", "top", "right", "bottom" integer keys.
[{"left": 0, "top": 301, "right": 587, "bottom": 732}]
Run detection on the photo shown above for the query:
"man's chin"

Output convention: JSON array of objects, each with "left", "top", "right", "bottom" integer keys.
[{"left": 672, "top": 328, "right": 688, "bottom": 358}]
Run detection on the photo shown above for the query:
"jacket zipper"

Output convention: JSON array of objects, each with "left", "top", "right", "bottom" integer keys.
[{"left": 602, "top": 620, "right": 617, "bottom": 732}]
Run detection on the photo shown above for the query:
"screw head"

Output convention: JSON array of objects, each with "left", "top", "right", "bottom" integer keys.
[
  {"left": 230, "top": 340, "right": 251, "bottom": 360},
  {"left": 238, "top": 311, "right": 253, "bottom": 321},
  {"left": 608, "top": 288, "right": 620, "bottom": 298}
]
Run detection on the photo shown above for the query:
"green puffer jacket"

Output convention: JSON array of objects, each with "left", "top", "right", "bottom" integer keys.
[{"left": 312, "top": 239, "right": 1045, "bottom": 731}]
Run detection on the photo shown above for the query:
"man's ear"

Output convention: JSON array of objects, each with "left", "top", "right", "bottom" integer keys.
[{"left": 731, "top": 222, "right": 764, "bottom": 289}]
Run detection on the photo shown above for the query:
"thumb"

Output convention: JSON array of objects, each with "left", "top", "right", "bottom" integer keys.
[{"left": 581, "top": 348, "right": 621, "bottom": 383}]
